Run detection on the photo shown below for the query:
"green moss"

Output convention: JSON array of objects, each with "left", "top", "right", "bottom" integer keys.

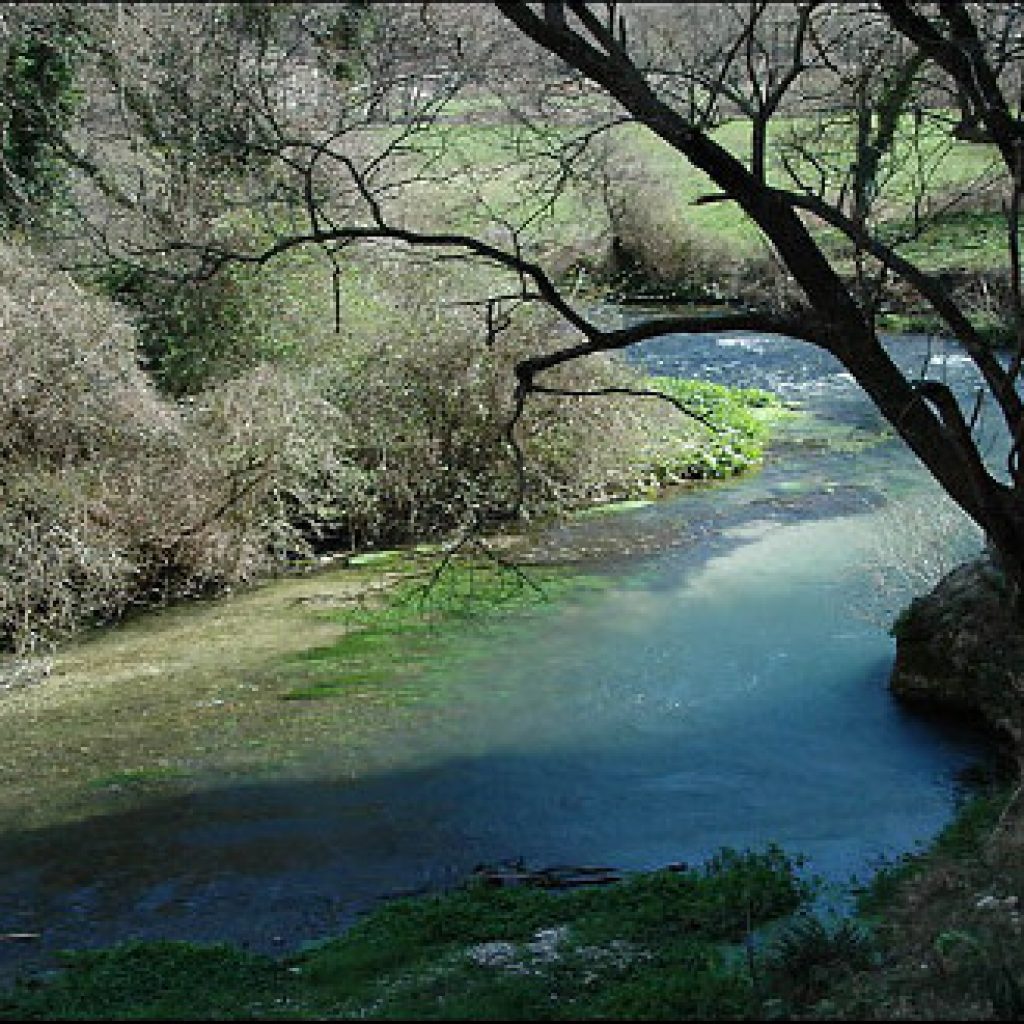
[
  {"left": 277, "top": 556, "right": 593, "bottom": 701},
  {"left": 86, "top": 765, "right": 190, "bottom": 792}
]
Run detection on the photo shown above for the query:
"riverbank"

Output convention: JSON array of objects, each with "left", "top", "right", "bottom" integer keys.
[
  {"left": 0, "top": 230, "right": 798, "bottom": 663},
  {"left": 2, "top": 329, "right": 1015, "bottom": 1019},
  {"left": 0, "top": 467, "right": 1010, "bottom": 1017},
  {"left": 0, "top": 773, "right": 1017, "bottom": 1019}
]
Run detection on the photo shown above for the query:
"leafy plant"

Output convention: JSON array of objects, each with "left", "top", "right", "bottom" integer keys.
[
  {"left": 760, "top": 912, "right": 876, "bottom": 1008},
  {"left": 0, "top": 10, "right": 84, "bottom": 227}
]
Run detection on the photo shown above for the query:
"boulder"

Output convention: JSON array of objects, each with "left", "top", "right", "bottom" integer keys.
[{"left": 889, "top": 554, "right": 1024, "bottom": 753}]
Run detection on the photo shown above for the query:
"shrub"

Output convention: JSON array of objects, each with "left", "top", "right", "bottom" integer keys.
[
  {"left": 201, "top": 245, "right": 717, "bottom": 548},
  {"left": 1, "top": 227, "right": 760, "bottom": 654},
  {"left": 302, "top": 256, "right": 647, "bottom": 538},
  {"left": 98, "top": 237, "right": 329, "bottom": 397},
  {"left": 761, "top": 912, "right": 876, "bottom": 1009},
  {"left": 0, "top": 242, "right": 301, "bottom": 653}
]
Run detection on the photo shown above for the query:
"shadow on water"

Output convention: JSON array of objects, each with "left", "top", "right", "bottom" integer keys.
[
  {"left": 0, "top": 327, "right": 1000, "bottom": 982},
  {"left": 0, "top": 693, "right": 990, "bottom": 981}
]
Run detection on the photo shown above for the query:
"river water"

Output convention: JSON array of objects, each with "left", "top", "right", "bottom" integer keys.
[{"left": 0, "top": 325, "right": 996, "bottom": 976}]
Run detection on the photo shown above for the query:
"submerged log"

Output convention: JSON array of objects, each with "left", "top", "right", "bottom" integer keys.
[{"left": 470, "top": 860, "right": 623, "bottom": 889}]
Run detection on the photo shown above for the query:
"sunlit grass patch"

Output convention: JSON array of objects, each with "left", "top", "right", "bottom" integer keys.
[{"left": 277, "top": 555, "right": 599, "bottom": 701}]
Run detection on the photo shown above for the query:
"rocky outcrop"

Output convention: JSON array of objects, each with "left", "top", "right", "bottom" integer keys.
[{"left": 889, "top": 554, "right": 1024, "bottom": 755}]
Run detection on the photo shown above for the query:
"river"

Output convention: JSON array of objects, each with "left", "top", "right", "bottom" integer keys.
[{"left": 0, "top": 324, "right": 994, "bottom": 978}]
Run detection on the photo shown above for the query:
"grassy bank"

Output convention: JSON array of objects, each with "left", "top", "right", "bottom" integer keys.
[
  {"left": 3, "top": 777, "right": 1018, "bottom": 1020},
  {"left": 471, "top": 112, "right": 1010, "bottom": 324},
  {"left": 0, "top": 844, "right": 814, "bottom": 1020}
]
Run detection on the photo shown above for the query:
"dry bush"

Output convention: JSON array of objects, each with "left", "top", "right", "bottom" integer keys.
[
  {"left": 0, "top": 242, "right": 300, "bottom": 654},
  {"left": 0, "top": 234, "right": 695, "bottom": 655},
  {"left": 564, "top": 132, "right": 725, "bottom": 296},
  {"left": 605, "top": 176, "right": 712, "bottom": 289},
  {"left": 297, "top": 253, "right": 683, "bottom": 545}
]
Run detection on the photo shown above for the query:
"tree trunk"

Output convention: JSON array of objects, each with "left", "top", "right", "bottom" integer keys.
[{"left": 494, "top": 1, "right": 1024, "bottom": 603}]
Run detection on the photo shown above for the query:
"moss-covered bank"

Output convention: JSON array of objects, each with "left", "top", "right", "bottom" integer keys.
[
  {"left": 5, "top": 774, "right": 1019, "bottom": 1020},
  {"left": 0, "top": 845, "right": 816, "bottom": 1020},
  {"left": 5, "top": 782, "right": 1023, "bottom": 1021}
]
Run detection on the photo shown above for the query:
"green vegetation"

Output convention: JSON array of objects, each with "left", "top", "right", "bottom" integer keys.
[
  {"left": 0, "top": 11, "right": 83, "bottom": 226},
  {"left": 872, "top": 209, "right": 1008, "bottom": 276},
  {"left": 1, "top": 7, "right": 1021, "bottom": 1020},
  {"left": 277, "top": 553, "right": 595, "bottom": 702},
  {"left": 0, "top": 547, "right": 610, "bottom": 837},
  {"left": 645, "top": 378, "right": 786, "bottom": 481},
  {"left": 8, "top": 789, "right": 1019, "bottom": 1021},
  {"left": 786, "top": 779, "right": 1024, "bottom": 1021},
  {"left": 0, "top": 941, "right": 289, "bottom": 1021},
  {"left": 0, "top": 220, "right": 788, "bottom": 657},
  {"left": 854, "top": 782, "right": 1009, "bottom": 924},
  {"left": 452, "top": 112, "right": 1006, "bottom": 309},
  {"left": 0, "top": 846, "right": 812, "bottom": 1020}
]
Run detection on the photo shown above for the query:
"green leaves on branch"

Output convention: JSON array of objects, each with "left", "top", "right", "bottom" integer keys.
[{"left": 0, "top": 14, "right": 84, "bottom": 227}]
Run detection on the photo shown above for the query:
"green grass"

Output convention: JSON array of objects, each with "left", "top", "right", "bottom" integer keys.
[
  {"left": 390, "top": 109, "right": 1007, "bottom": 282},
  {"left": 878, "top": 209, "right": 1008, "bottom": 274},
  {"left": 660, "top": 111, "right": 1003, "bottom": 275},
  {"left": 0, "top": 846, "right": 812, "bottom": 1020}
]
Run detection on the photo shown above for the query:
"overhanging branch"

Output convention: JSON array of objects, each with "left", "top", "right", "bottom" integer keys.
[
  {"left": 780, "top": 186, "right": 1024, "bottom": 436},
  {"left": 514, "top": 310, "right": 825, "bottom": 387}
]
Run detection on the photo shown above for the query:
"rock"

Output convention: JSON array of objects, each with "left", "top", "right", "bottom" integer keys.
[
  {"left": 466, "top": 940, "right": 518, "bottom": 967},
  {"left": 889, "top": 554, "right": 1024, "bottom": 754}
]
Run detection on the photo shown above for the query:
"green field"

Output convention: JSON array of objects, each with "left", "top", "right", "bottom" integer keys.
[{"left": 375, "top": 107, "right": 1005, "bottom": 284}]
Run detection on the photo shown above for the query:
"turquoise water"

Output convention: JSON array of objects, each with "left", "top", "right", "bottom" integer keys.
[{"left": 0, "top": 329, "right": 993, "bottom": 972}]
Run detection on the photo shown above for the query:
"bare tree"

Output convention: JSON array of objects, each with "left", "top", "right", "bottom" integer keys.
[
  {"left": 13, "top": 2, "right": 1024, "bottom": 602},
  {"left": 480, "top": 2, "right": 1024, "bottom": 599}
]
